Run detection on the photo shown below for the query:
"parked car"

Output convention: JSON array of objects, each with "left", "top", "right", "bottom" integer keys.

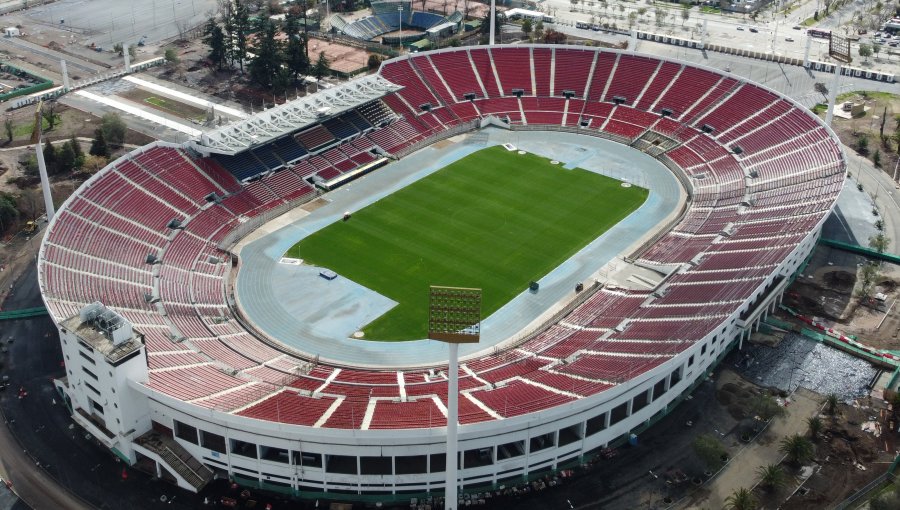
[
  {"left": 749, "top": 26, "right": 759, "bottom": 32},
  {"left": 785, "top": 36, "right": 795, "bottom": 41}
]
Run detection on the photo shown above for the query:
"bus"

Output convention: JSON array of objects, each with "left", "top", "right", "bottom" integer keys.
[{"left": 808, "top": 28, "right": 831, "bottom": 39}]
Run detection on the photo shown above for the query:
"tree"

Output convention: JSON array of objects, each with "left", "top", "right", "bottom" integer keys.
[
  {"left": 57, "top": 140, "right": 76, "bottom": 173},
  {"left": 522, "top": 18, "right": 533, "bottom": 38},
  {"left": 693, "top": 434, "right": 727, "bottom": 470},
  {"left": 533, "top": 21, "right": 544, "bottom": 42},
  {"left": 681, "top": 7, "right": 690, "bottom": 26},
  {"left": 858, "top": 261, "right": 881, "bottom": 300},
  {"left": 283, "top": 11, "right": 309, "bottom": 81},
  {"left": 756, "top": 464, "right": 786, "bottom": 491},
  {"left": 628, "top": 11, "right": 638, "bottom": 28},
  {"left": 869, "top": 233, "right": 890, "bottom": 253},
  {"left": 313, "top": 51, "right": 330, "bottom": 82},
  {"left": 0, "top": 191, "right": 18, "bottom": 236},
  {"left": 724, "top": 488, "right": 758, "bottom": 510},
  {"left": 637, "top": 7, "right": 648, "bottom": 22},
  {"left": 807, "top": 416, "right": 823, "bottom": 439},
  {"left": 232, "top": 3, "right": 251, "bottom": 72},
  {"left": 249, "top": 19, "right": 282, "bottom": 89},
  {"left": 100, "top": 113, "right": 126, "bottom": 147},
  {"left": 203, "top": 18, "right": 227, "bottom": 70},
  {"left": 859, "top": 43, "right": 873, "bottom": 61},
  {"left": 873, "top": 43, "right": 882, "bottom": 60},
  {"left": 367, "top": 54, "right": 383, "bottom": 71},
  {"left": 858, "top": 133, "right": 869, "bottom": 154},
  {"left": 752, "top": 394, "right": 786, "bottom": 421},
  {"left": 873, "top": 149, "right": 881, "bottom": 167},
  {"left": 42, "top": 139, "right": 57, "bottom": 175},
  {"left": 41, "top": 100, "right": 58, "bottom": 131},
  {"left": 880, "top": 106, "right": 888, "bottom": 139},
  {"left": 89, "top": 128, "right": 110, "bottom": 158},
  {"left": 164, "top": 48, "right": 179, "bottom": 65},
  {"left": 654, "top": 7, "right": 665, "bottom": 27},
  {"left": 4, "top": 116, "right": 12, "bottom": 143},
  {"left": 81, "top": 154, "right": 108, "bottom": 174},
  {"left": 779, "top": 434, "right": 814, "bottom": 465},
  {"left": 68, "top": 135, "right": 83, "bottom": 168},
  {"left": 543, "top": 29, "right": 567, "bottom": 44}
]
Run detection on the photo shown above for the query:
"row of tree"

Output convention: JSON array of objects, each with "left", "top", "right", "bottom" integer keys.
[{"left": 203, "top": 5, "right": 331, "bottom": 92}]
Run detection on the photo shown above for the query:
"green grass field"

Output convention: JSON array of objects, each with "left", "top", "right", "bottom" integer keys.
[{"left": 289, "top": 146, "right": 648, "bottom": 341}]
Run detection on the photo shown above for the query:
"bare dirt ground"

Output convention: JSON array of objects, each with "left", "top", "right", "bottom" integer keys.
[
  {"left": 826, "top": 92, "right": 900, "bottom": 186},
  {"left": 774, "top": 400, "right": 896, "bottom": 509},
  {"left": 307, "top": 37, "right": 370, "bottom": 75},
  {"left": 0, "top": 102, "right": 151, "bottom": 193},
  {"left": 784, "top": 244, "right": 900, "bottom": 350}
]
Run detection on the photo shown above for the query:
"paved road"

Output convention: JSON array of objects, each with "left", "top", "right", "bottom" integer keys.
[{"left": 545, "top": 0, "right": 897, "bottom": 72}]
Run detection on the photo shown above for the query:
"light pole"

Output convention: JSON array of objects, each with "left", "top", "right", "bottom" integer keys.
[
  {"left": 428, "top": 286, "right": 481, "bottom": 510},
  {"left": 399, "top": 4, "right": 404, "bottom": 51}
]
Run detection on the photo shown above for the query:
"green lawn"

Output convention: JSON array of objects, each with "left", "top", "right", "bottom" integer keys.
[{"left": 289, "top": 146, "right": 648, "bottom": 340}]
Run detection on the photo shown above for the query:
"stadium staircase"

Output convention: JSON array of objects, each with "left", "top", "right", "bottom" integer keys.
[{"left": 135, "top": 431, "right": 214, "bottom": 492}]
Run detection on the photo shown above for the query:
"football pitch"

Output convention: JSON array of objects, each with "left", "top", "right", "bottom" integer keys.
[{"left": 289, "top": 146, "right": 648, "bottom": 341}]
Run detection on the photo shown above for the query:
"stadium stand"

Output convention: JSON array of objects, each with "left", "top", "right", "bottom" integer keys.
[{"left": 39, "top": 45, "right": 845, "bottom": 497}]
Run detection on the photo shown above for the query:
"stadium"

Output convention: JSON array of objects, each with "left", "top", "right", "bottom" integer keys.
[{"left": 38, "top": 45, "right": 845, "bottom": 499}]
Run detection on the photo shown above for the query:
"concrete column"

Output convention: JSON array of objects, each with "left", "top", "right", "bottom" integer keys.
[
  {"left": 59, "top": 59, "right": 70, "bottom": 90},
  {"left": 35, "top": 138, "right": 56, "bottom": 221},
  {"left": 702, "top": 20, "right": 708, "bottom": 49},
  {"left": 824, "top": 64, "right": 842, "bottom": 126},
  {"left": 630, "top": 30, "right": 638, "bottom": 52},
  {"left": 489, "top": 0, "right": 496, "bottom": 45},
  {"left": 123, "top": 43, "right": 132, "bottom": 73},
  {"left": 803, "top": 36, "right": 812, "bottom": 67}
]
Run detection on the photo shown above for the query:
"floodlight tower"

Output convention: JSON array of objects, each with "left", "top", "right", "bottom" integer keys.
[
  {"left": 31, "top": 101, "right": 56, "bottom": 222},
  {"left": 428, "top": 286, "right": 481, "bottom": 510}
]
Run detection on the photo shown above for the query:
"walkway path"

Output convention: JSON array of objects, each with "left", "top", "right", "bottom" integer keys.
[{"left": 681, "top": 379, "right": 823, "bottom": 509}]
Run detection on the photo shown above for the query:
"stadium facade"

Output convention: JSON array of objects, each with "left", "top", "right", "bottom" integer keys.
[{"left": 40, "top": 45, "right": 845, "bottom": 497}]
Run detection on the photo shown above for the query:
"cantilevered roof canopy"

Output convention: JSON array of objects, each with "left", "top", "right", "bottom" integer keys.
[{"left": 187, "top": 74, "right": 402, "bottom": 156}]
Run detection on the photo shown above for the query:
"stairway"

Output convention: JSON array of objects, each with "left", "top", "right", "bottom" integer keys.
[{"left": 136, "top": 432, "right": 214, "bottom": 492}]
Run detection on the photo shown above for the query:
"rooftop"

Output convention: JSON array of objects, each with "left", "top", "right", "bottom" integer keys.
[{"left": 62, "top": 303, "right": 144, "bottom": 365}]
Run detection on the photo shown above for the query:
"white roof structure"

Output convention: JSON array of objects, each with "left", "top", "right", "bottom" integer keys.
[{"left": 187, "top": 74, "right": 402, "bottom": 155}]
